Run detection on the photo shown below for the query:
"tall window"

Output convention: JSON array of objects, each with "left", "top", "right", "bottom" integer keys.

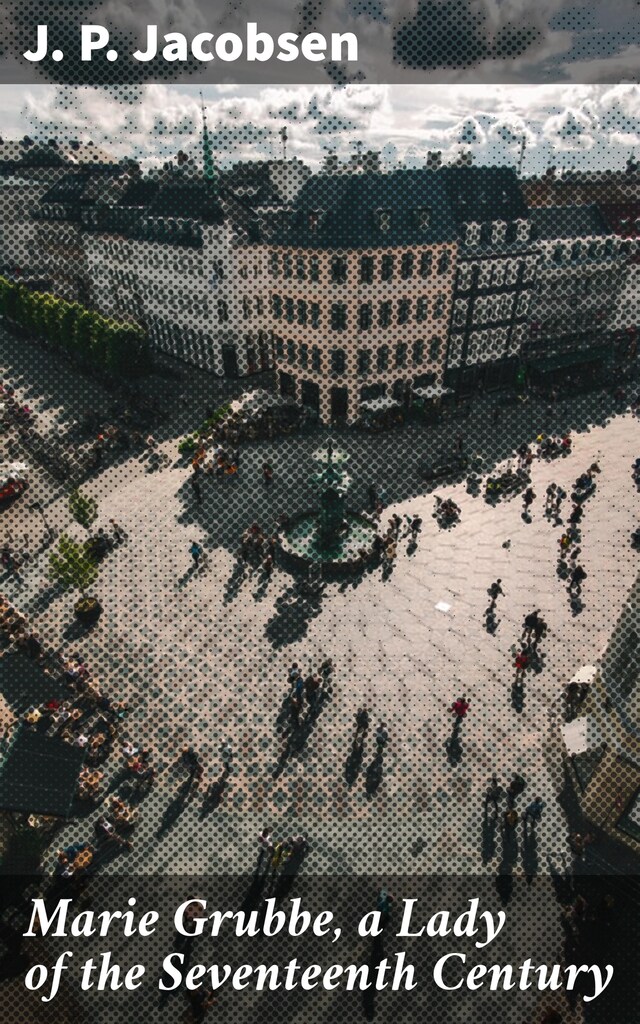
[
  {"left": 378, "top": 301, "right": 392, "bottom": 328},
  {"left": 311, "top": 302, "right": 321, "bottom": 328},
  {"left": 375, "top": 209, "right": 391, "bottom": 233},
  {"left": 285, "top": 297, "right": 295, "bottom": 324},
  {"left": 429, "top": 336, "right": 442, "bottom": 361},
  {"left": 416, "top": 297, "right": 428, "bottom": 322},
  {"left": 299, "top": 343, "right": 309, "bottom": 368},
  {"left": 331, "top": 348, "right": 346, "bottom": 374},
  {"left": 269, "top": 252, "right": 280, "bottom": 277},
  {"left": 217, "top": 299, "right": 229, "bottom": 323},
  {"left": 359, "top": 303, "right": 373, "bottom": 330},
  {"left": 271, "top": 294, "right": 283, "bottom": 319},
  {"left": 381, "top": 255, "right": 394, "bottom": 281},
  {"left": 395, "top": 343, "right": 407, "bottom": 368},
  {"left": 360, "top": 255, "right": 374, "bottom": 284},
  {"left": 398, "top": 299, "right": 410, "bottom": 325},
  {"left": 242, "top": 297, "right": 251, "bottom": 320},
  {"left": 297, "top": 299, "right": 308, "bottom": 325},
  {"left": 357, "top": 349, "right": 371, "bottom": 376},
  {"left": 377, "top": 345, "right": 389, "bottom": 371},
  {"left": 331, "top": 256, "right": 348, "bottom": 284},
  {"left": 296, "top": 255, "right": 306, "bottom": 280},
  {"left": 310, "top": 256, "right": 320, "bottom": 282},
  {"left": 412, "top": 340, "right": 424, "bottom": 365},
  {"left": 401, "top": 252, "right": 414, "bottom": 279},
  {"left": 437, "top": 251, "right": 450, "bottom": 274},
  {"left": 420, "top": 251, "right": 432, "bottom": 278},
  {"left": 331, "top": 303, "right": 347, "bottom": 331},
  {"left": 283, "top": 252, "right": 293, "bottom": 279},
  {"left": 287, "top": 341, "right": 296, "bottom": 365},
  {"left": 311, "top": 346, "right": 322, "bottom": 372},
  {"left": 433, "top": 294, "right": 445, "bottom": 319}
]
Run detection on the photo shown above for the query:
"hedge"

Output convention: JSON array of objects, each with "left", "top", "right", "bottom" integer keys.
[{"left": 0, "top": 277, "right": 151, "bottom": 376}]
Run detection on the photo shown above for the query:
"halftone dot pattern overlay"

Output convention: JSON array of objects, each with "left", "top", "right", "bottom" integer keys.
[{"left": 0, "top": 81, "right": 639, "bottom": 1024}]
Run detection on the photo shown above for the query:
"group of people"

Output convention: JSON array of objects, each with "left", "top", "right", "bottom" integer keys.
[
  {"left": 239, "top": 523, "right": 278, "bottom": 575},
  {"left": 485, "top": 773, "right": 545, "bottom": 831},
  {"left": 287, "top": 659, "right": 333, "bottom": 728}
]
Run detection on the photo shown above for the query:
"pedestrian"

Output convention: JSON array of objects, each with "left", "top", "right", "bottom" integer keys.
[
  {"left": 488, "top": 579, "right": 503, "bottom": 602},
  {"left": 288, "top": 662, "right": 300, "bottom": 682},
  {"left": 507, "top": 774, "right": 526, "bottom": 806},
  {"left": 523, "top": 796, "right": 544, "bottom": 824},
  {"left": 304, "top": 674, "right": 320, "bottom": 706},
  {"left": 485, "top": 775, "right": 503, "bottom": 811},
  {"left": 451, "top": 696, "right": 470, "bottom": 721},
  {"left": 568, "top": 504, "right": 583, "bottom": 525},
  {"left": 545, "top": 483, "right": 557, "bottom": 514},
  {"left": 262, "top": 463, "right": 273, "bottom": 485},
  {"left": 262, "top": 553, "right": 274, "bottom": 576},
  {"left": 220, "top": 740, "right": 233, "bottom": 768},
  {"left": 375, "top": 722, "right": 389, "bottom": 748},
  {"left": 190, "top": 475, "right": 203, "bottom": 504},
  {"left": 109, "top": 519, "right": 125, "bottom": 543},
  {"left": 376, "top": 889, "right": 394, "bottom": 924},
  {"left": 533, "top": 619, "right": 546, "bottom": 646},
  {"left": 553, "top": 486, "right": 566, "bottom": 515},
  {"left": 189, "top": 541, "right": 203, "bottom": 568},
  {"left": 355, "top": 707, "right": 369, "bottom": 735},
  {"left": 569, "top": 564, "right": 587, "bottom": 590},
  {"left": 503, "top": 807, "right": 519, "bottom": 830},
  {"left": 523, "top": 609, "right": 541, "bottom": 638},
  {"left": 523, "top": 486, "right": 535, "bottom": 510}
]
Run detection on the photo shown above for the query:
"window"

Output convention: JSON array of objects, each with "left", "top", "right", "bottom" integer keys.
[
  {"left": 377, "top": 345, "right": 389, "bottom": 371},
  {"left": 398, "top": 299, "right": 410, "bottom": 325},
  {"left": 311, "top": 346, "right": 322, "bottom": 372},
  {"left": 297, "top": 299, "right": 308, "bottom": 325},
  {"left": 296, "top": 255, "right": 306, "bottom": 280},
  {"left": 360, "top": 255, "right": 374, "bottom": 284},
  {"left": 381, "top": 255, "right": 394, "bottom": 281},
  {"left": 310, "top": 256, "right": 320, "bottom": 282},
  {"left": 401, "top": 252, "right": 414, "bottom": 279},
  {"left": 416, "top": 206, "right": 431, "bottom": 230},
  {"left": 283, "top": 252, "right": 293, "bottom": 279},
  {"left": 331, "top": 303, "right": 347, "bottom": 331},
  {"left": 433, "top": 294, "right": 445, "bottom": 319},
  {"left": 331, "top": 348, "right": 346, "bottom": 374},
  {"left": 311, "top": 302, "right": 321, "bottom": 329},
  {"left": 359, "top": 303, "right": 373, "bottom": 331},
  {"left": 429, "top": 336, "right": 442, "bottom": 361},
  {"left": 287, "top": 341, "right": 296, "bottom": 365},
  {"left": 412, "top": 340, "right": 424, "bottom": 365},
  {"left": 416, "top": 297, "right": 428, "bottom": 322},
  {"left": 299, "top": 343, "right": 309, "bottom": 368},
  {"left": 275, "top": 336, "right": 285, "bottom": 359},
  {"left": 357, "top": 349, "right": 371, "bottom": 376},
  {"left": 552, "top": 245, "right": 564, "bottom": 265},
  {"left": 217, "top": 299, "right": 229, "bottom": 323},
  {"left": 375, "top": 209, "right": 391, "bottom": 233},
  {"left": 437, "top": 251, "right": 450, "bottom": 274},
  {"left": 308, "top": 211, "right": 320, "bottom": 233},
  {"left": 242, "top": 297, "right": 251, "bottom": 320},
  {"left": 480, "top": 223, "right": 492, "bottom": 246},
  {"left": 395, "top": 343, "right": 407, "bottom": 368},
  {"left": 505, "top": 222, "right": 518, "bottom": 244},
  {"left": 571, "top": 241, "right": 582, "bottom": 261},
  {"left": 285, "top": 297, "right": 295, "bottom": 324},
  {"left": 420, "top": 251, "right": 433, "bottom": 278},
  {"left": 255, "top": 297, "right": 264, "bottom": 316},
  {"left": 379, "top": 301, "right": 392, "bottom": 328},
  {"left": 271, "top": 294, "right": 282, "bottom": 319},
  {"left": 331, "top": 256, "right": 348, "bottom": 284}
]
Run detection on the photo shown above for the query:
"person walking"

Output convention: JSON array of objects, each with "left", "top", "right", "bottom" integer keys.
[
  {"left": 545, "top": 483, "right": 557, "bottom": 515},
  {"left": 485, "top": 774, "right": 503, "bottom": 812},
  {"left": 488, "top": 579, "right": 503, "bottom": 603},
  {"left": 190, "top": 475, "right": 203, "bottom": 505},
  {"left": 451, "top": 696, "right": 470, "bottom": 721},
  {"left": 507, "top": 774, "right": 526, "bottom": 807},
  {"left": 355, "top": 708, "right": 369, "bottom": 737},
  {"left": 523, "top": 609, "right": 541, "bottom": 639},
  {"left": 523, "top": 796, "right": 544, "bottom": 825},
  {"left": 190, "top": 541, "right": 203, "bottom": 568}
]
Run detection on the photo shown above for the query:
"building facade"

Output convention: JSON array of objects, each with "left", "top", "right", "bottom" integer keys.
[
  {"left": 262, "top": 171, "right": 459, "bottom": 425},
  {"left": 442, "top": 166, "right": 539, "bottom": 393}
]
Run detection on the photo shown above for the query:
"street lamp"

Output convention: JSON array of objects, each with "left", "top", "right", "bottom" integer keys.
[{"left": 29, "top": 500, "right": 56, "bottom": 541}]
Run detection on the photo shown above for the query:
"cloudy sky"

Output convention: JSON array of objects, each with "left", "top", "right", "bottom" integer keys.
[{"left": 1, "top": 83, "right": 640, "bottom": 174}]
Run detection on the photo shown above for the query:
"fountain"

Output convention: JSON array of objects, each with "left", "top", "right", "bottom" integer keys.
[{"left": 278, "top": 440, "right": 378, "bottom": 573}]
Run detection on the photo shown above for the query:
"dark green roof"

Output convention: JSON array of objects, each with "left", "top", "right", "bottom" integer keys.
[
  {"left": 440, "top": 165, "right": 529, "bottom": 225},
  {"left": 529, "top": 205, "right": 611, "bottom": 241},
  {"left": 263, "top": 170, "right": 458, "bottom": 248},
  {"left": 149, "top": 181, "right": 224, "bottom": 226}
]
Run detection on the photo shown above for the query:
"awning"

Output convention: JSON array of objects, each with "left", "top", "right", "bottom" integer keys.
[
  {"left": 360, "top": 397, "right": 401, "bottom": 413},
  {"left": 229, "top": 390, "right": 294, "bottom": 416},
  {"left": 561, "top": 716, "right": 602, "bottom": 756},
  {"left": 411, "top": 384, "right": 454, "bottom": 399},
  {"left": 0, "top": 725, "right": 86, "bottom": 818}
]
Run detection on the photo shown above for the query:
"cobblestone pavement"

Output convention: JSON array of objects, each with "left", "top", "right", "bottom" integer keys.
[{"left": 1, "top": 333, "right": 638, "bottom": 882}]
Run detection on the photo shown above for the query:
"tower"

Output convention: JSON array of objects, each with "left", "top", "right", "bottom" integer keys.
[{"left": 200, "top": 92, "right": 217, "bottom": 187}]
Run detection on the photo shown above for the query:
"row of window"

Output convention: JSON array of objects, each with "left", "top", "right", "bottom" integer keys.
[
  {"left": 268, "top": 250, "right": 452, "bottom": 283},
  {"left": 271, "top": 295, "right": 448, "bottom": 329},
  {"left": 274, "top": 338, "right": 442, "bottom": 374},
  {"left": 550, "top": 238, "right": 635, "bottom": 264}
]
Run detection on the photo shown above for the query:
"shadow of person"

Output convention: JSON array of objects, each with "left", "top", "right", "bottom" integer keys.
[
  {"left": 484, "top": 605, "right": 499, "bottom": 635},
  {"left": 199, "top": 766, "right": 230, "bottom": 820},
  {"left": 155, "top": 777, "right": 195, "bottom": 838},
  {"left": 445, "top": 720, "right": 463, "bottom": 766},
  {"left": 365, "top": 751, "right": 384, "bottom": 798},
  {"left": 345, "top": 735, "right": 365, "bottom": 786},
  {"left": 511, "top": 680, "right": 525, "bottom": 713},
  {"left": 522, "top": 823, "right": 539, "bottom": 882},
  {"left": 362, "top": 933, "right": 386, "bottom": 1021},
  {"left": 481, "top": 805, "right": 498, "bottom": 865}
]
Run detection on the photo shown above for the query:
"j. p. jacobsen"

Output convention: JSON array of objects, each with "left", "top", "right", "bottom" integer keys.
[{"left": 23, "top": 23, "right": 358, "bottom": 64}]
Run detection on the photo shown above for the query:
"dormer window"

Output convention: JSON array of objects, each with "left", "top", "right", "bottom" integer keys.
[
  {"left": 416, "top": 206, "right": 431, "bottom": 230},
  {"left": 308, "top": 211, "right": 321, "bottom": 232},
  {"left": 375, "top": 209, "right": 391, "bottom": 233}
]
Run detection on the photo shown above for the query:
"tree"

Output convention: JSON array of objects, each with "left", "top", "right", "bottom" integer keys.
[
  {"left": 49, "top": 534, "right": 98, "bottom": 595},
  {"left": 69, "top": 489, "right": 97, "bottom": 528}
]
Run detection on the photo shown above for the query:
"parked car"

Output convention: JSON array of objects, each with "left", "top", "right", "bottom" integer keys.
[{"left": 0, "top": 463, "right": 28, "bottom": 504}]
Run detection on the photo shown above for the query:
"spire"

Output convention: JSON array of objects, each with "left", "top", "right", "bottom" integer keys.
[{"left": 200, "top": 92, "right": 216, "bottom": 187}]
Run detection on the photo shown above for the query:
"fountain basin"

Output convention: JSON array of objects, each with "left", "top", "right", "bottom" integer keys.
[{"left": 278, "top": 510, "right": 378, "bottom": 575}]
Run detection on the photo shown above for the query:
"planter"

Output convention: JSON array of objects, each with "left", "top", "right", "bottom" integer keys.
[{"left": 74, "top": 596, "right": 102, "bottom": 624}]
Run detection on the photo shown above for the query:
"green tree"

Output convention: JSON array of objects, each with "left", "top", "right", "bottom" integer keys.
[
  {"left": 69, "top": 489, "right": 97, "bottom": 528},
  {"left": 49, "top": 534, "right": 98, "bottom": 595}
]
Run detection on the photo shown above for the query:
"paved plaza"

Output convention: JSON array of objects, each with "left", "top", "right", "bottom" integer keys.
[{"left": 1, "top": 331, "right": 638, "bottom": 884}]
